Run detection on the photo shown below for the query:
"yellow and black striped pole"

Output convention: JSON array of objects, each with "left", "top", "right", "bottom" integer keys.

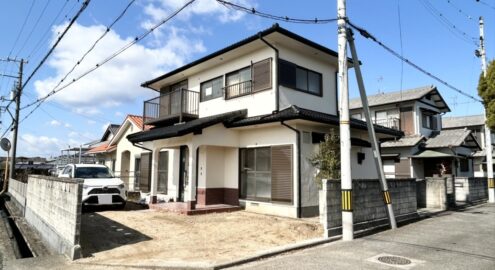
[
  {"left": 383, "top": 190, "right": 392, "bottom": 205},
  {"left": 341, "top": 189, "right": 353, "bottom": 212}
]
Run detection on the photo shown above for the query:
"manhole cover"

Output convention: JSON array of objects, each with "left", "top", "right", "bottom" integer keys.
[{"left": 377, "top": 256, "right": 412, "bottom": 265}]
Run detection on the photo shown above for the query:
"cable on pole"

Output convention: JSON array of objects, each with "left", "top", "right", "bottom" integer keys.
[
  {"left": 7, "top": 0, "right": 36, "bottom": 58},
  {"left": 20, "top": 0, "right": 197, "bottom": 123},
  {"left": 347, "top": 19, "right": 482, "bottom": 104},
  {"left": 22, "top": 0, "right": 137, "bottom": 110},
  {"left": 15, "top": 0, "right": 53, "bottom": 58},
  {"left": 216, "top": 0, "right": 337, "bottom": 24}
]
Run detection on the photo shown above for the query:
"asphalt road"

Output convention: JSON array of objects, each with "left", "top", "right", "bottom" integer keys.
[{"left": 231, "top": 204, "right": 495, "bottom": 270}]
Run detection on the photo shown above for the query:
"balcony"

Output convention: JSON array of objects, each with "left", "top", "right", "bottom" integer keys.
[
  {"left": 144, "top": 89, "right": 199, "bottom": 126},
  {"left": 374, "top": 117, "right": 400, "bottom": 130},
  {"left": 224, "top": 80, "right": 252, "bottom": 100}
]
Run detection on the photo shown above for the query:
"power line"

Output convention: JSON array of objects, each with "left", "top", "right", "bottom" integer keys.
[
  {"left": 22, "top": 0, "right": 137, "bottom": 111},
  {"left": 26, "top": 0, "right": 76, "bottom": 61},
  {"left": 418, "top": 0, "right": 478, "bottom": 47},
  {"left": 347, "top": 20, "right": 482, "bottom": 104},
  {"left": 5, "top": 0, "right": 91, "bottom": 111},
  {"left": 15, "top": 0, "right": 52, "bottom": 58},
  {"left": 7, "top": 0, "right": 36, "bottom": 58},
  {"left": 216, "top": 0, "right": 337, "bottom": 24},
  {"left": 446, "top": 0, "right": 474, "bottom": 21},
  {"left": 477, "top": 0, "right": 495, "bottom": 11},
  {"left": 20, "top": 0, "right": 196, "bottom": 123}
]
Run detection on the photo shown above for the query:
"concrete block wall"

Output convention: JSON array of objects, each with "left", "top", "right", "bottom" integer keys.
[
  {"left": 24, "top": 175, "right": 83, "bottom": 260},
  {"left": 321, "top": 179, "right": 417, "bottom": 236},
  {"left": 455, "top": 177, "right": 488, "bottom": 204},
  {"left": 425, "top": 177, "right": 447, "bottom": 210},
  {"left": 7, "top": 178, "right": 27, "bottom": 214}
]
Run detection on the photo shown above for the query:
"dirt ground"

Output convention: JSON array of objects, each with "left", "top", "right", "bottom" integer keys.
[{"left": 77, "top": 204, "right": 322, "bottom": 267}]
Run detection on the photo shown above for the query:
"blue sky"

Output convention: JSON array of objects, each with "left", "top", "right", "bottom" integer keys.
[{"left": 0, "top": 0, "right": 493, "bottom": 157}]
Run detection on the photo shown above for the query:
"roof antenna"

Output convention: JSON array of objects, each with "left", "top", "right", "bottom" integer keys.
[{"left": 377, "top": 76, "right": 383, "bottom": 94}]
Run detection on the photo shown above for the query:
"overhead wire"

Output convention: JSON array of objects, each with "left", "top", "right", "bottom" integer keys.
[
  {"left": 21, "top": 0, "right": 137, "bottom": 111},
  {"left": 20, "top": 0, "right": 197, "bottom": 123},
  {"left": 15, "top": 0, "right": 53, "bottom": 58},
  {"left": 477, "top": 0, "right": 495, "bottom": 11},
  {"left": 446, "top": 0, "right": 474, "bottom": 21},
  {"left": 7, "top": 0, "right": 36, "bottom": 58},
  {"left": 216, "top": 0, "right": 337, "bottom": 24},
  {"left": 418, "top": 0, "right": 478, "bottom": 46},
  {"left": 27, "top": 0, "right": 76, "bottom": 61},
  {"left": 347, "top": 20, "right": 482, "bottom": 104},
  {"left": 5, "top": 0, "right": 92, "bottom": 111}
]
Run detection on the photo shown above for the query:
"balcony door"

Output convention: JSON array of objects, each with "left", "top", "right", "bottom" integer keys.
[{"left": 160, "top": 80, "right": 188, "bottom": 117}]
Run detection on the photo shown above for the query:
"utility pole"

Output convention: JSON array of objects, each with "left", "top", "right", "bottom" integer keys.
[
  {"left": 479, "top": 17, "right": 495, "bottom": 203},
  {"left": 337, "top": 0, "right": 353, "bottom": 240},
  {"left": 9, "top": 58, "right": 25, "bottom": 180}
]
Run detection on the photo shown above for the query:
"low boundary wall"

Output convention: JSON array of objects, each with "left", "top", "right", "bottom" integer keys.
[
  {"left": 455, "top": 177, "right": 488, "bottom": 204},
  {"left": 7, "top": 175, "right": 83, "bottom": 259},
  {"left": 320, "top": 179, "right": 417, "bottom": 237}
]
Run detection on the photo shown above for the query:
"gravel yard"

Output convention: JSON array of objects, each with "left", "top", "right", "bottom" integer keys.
[{"left": 77, "top": 206, "right": 322, "bottom": 267}]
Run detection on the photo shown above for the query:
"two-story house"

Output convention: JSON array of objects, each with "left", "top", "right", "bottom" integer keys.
[
  {"left": 443, "top": 114, "right": 494, "bottom": 177},
  {"left": 127, "top": 24, "right": 402, "bottom": 218},
  {"left": 350, "top": 85, "right": 481, "bottom": 179}
]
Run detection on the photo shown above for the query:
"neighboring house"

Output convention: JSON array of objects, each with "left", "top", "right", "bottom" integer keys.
[
  {"left": 443, "top": 114, "right": 494, "bottom": 177},
  {"left": 350, "top": 86, "right": 450, "bottom": 179},
  {"left": 86, "top": 123, "right": 120, "bottom": 170},
  {"left": 127, "top": 24, "right": 402, "bottom": 218},
  {"left": 350, "top": 85, "right": 481, "bottom": 179},
  {"left": 87, "top": 115, "right": 152, "bottom": 191}
]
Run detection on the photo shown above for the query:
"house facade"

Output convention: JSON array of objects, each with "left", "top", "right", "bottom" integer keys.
[
  {"left": 443, "top": 114, "right": 495, "bottom": 177},
  {"left": 127, "top": 24, "right": 402, "bottom": 218},
  {"left": 350, "top": 86, "right": 481, "bottom": 179},
  {"left": 87, "top": 115, "right": 152, "bottom": 191}
]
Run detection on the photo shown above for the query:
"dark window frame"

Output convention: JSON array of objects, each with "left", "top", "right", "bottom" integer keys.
[
  {"left": 421, "top": 111, "right": 436, "bottom": 129},
  {"left": 279, "top": 59, "right": 323, "bottom": 97},
  {"left": 459, "top": 158, "right": 470, "bottom": 172},
  {"left": 200, "top": 75, "right": 224, "bottom": 102}
]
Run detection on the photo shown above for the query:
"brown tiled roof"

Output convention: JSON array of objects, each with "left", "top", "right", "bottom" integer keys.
[{"left": 127, "top": 115, "right": 153, "bottom": 131}]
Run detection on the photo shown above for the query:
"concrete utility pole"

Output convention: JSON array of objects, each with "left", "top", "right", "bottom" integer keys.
[
  {"left": 9, "top": 59, "right": 25, "bottom": 180},
  {"left": 347, "top": 29, "right": 397, "bottom": 229},
  {"left": 479, "top": 17, "right": 495, "bottom": 203},
  {"left": 337, "top": 0, "right": 354, "bottom": 240}
]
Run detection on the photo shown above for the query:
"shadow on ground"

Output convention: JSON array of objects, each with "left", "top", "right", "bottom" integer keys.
[{"left": 80, "top": 202, "right": 152, "bottom": 258}]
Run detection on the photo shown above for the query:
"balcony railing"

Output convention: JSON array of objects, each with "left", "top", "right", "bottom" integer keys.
[
  {"left": 224, "top": 80, "right": 252, "bottom": 100},
  {"left": 374, "top": 117, "right": 400, "bottom": 130},
  {"left": 144, "top": 89, "right": 199, "bottom": 125}
]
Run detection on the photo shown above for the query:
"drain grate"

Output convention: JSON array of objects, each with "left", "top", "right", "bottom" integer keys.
[{"left": 377, "top": 255, "right": 412, "bottom": 265}]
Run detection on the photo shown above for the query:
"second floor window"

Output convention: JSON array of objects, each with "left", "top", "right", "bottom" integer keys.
[
  {"left": 279, "top": 59, "right": 322, "bottom": 96},
  {"left": 422, "top": 111, "right": 437, "bottom": 130},
  {"left": 225, "top": 67, "right": 252, "bottom": 99},
  {"left": 200, "top": 76, "right": 223, "bottom": 102}
]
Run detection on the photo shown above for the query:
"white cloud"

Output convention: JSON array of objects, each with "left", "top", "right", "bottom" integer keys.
[
  {"left": 115, "top": 111, "right": 123, "bottom": 117},
  {"left": 64, "top": 123, "right": 71, "bottom": 128},
  {"left": 49, "top": 120, "right": 61, "bottom": 126},
  {"left": 87, "top": 120, "right": 96, "bottom": 125},
  {"left": 19, "top": 134, "right": 64, "bottom": 157},
  {"left": 34, "top": 22, "right": 205, "bottom": 109},
  {"left": 68, "top": 131, "right": 79, "bottom": 138}
]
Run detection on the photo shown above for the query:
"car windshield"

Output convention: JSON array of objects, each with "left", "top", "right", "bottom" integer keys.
[{"left": 74, "top": 167, "right": 114, "bottom": 179}]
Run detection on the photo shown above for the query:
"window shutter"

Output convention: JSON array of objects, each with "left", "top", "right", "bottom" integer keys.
[
  {"left": 395, "top": 158, "right": 410, "bottom": 178},
  {"left": 271, "top": 145, "right": 293, "bottom": 202},
  {"left": 252, "top": 58, "right": 272, "bottom": 92},
  {"left": 140, "top": 152, "right": 152, "bottom": 192},
  {"left": 431, "top": 116, "right": 438, "bottom": 130}
]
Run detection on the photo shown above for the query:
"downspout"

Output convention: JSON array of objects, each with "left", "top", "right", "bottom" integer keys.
[
  {"left": 281, "top": 121, "right": 302, "bottom": 218},
  {"left": 259, "top": 34, "right": 279, "bottom": 113}
]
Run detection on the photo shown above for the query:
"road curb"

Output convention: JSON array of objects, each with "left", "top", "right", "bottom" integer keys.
[{"left": 212, "top": 236, "right": 341, "bottom": 269}]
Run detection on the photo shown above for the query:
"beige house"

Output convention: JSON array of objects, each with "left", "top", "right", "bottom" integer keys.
[
  {"left": 350, "top": 86, "right": 481, "bottom": 179},
  {"left": 127, "top": 24, "right": 402, "bottom": 218},
  {"left": 87, "top": 115, "right": 152, "bottom": 191}
]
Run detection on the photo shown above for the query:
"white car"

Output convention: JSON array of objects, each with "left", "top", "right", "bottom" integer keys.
[{"left": 59, "top": 164, "right": 127, "bottom": 208}]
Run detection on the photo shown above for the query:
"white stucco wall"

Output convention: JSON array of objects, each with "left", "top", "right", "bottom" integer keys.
[
  {"left": 192, "top": 47, "right": 276, "bottom": 118},
  {"left": 113, "top": 122, "right": 145, "bottom": 190},
  {"left": 278, "top": 45, "right": 338, "bottom": 115}
]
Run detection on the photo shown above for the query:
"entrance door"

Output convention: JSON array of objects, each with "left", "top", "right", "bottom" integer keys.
[
  {"left": 157, "top": 151, "right": 168, "bottom": 194},
  {"left": 178, "top": 146, "right": 189, "bottom": 202}
]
